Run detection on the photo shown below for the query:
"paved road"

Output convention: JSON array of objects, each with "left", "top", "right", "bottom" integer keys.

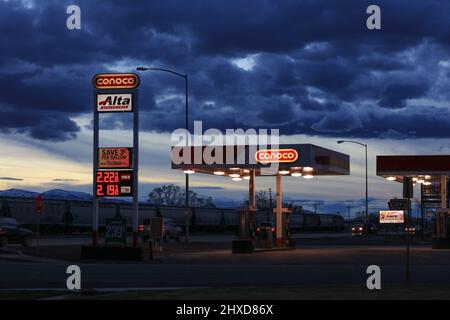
[
  {"left": 1, "top": 262, "right": 450, "bottom": 289},
  {"left": 2, "top": 234, "right": 447, "bottom": 290}
]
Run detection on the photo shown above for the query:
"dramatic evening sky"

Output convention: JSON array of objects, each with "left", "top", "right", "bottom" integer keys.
[{"left": 1, "top": 0, "right": 450, "bottom": 214}]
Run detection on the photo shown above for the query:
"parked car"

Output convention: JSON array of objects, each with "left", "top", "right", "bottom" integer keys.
[
  {"left": 404, "top": 226, "right": 417, "bottom": 234},
  {"left": 0, "top": 217, "right": 33, "bottom": 247},
  {"left": 256, "top": 222, "right": 275, "bottom": 236},
  {"left": 139, "top": 218, "right": 183, "bottom": 242},
  {"left": 256, "top": 222, "right": 276, "bottom": 240},
  {"left": 351, "top": 223, "right": 378, "bottom": 235}
]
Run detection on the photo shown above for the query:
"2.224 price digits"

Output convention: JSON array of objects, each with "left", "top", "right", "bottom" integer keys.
[
  {"left": 96, "top": 171, "right": 119, "bottom": 183},
  {"left": 96, "top": 171, "right": 120, "bottom": 196}
]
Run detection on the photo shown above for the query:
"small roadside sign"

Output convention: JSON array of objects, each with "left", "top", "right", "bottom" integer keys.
[
  {"left": 105, "top": 217, "right": 127, "bottom": 245},
  {"left": 379, "top": 210, "right": 405, "bottom": 224},
  {"left": 35, "top": 194, "right": 43, "bottom": 214},
  {"left": 388, "top": 198, "right": 409, "bottom": 210}
]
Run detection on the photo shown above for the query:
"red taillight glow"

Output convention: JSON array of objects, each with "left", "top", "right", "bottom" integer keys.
[
  {"left": 257, "top": 228, "right": 261, "bottom": 232},
  {"left": 138, "top": 224, "right": 144, "bottom": 232},
  {"left": 271, "top": 227, "right": 275, "bottom": 232}
]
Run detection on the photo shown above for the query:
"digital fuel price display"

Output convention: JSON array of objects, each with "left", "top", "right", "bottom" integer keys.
[{"left": 95, "top": 170, "right": 133, "bottom": 197}]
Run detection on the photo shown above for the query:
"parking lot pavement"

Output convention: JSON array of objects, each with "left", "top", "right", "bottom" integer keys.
[
  {"left": 2, "top": 241, "right": 450, "bottom": 290},
  {"left": 1, "top": 261, "right": 450, "bottom": 290},
  {"left": 162, "top": 245, "right": 450, "bottom": 265}
]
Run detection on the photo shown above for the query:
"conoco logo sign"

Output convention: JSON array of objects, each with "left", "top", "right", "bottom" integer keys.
[
  {"left": 93, "top": 73, "right": 140, "bottom": 89},
  {"left": 255, "top": 149, "right": 299, "bottom": 163}
]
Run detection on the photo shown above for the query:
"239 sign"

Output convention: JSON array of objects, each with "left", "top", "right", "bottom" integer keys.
[{"left": 95, "top": 170, "right": 133, "bottom": 197}]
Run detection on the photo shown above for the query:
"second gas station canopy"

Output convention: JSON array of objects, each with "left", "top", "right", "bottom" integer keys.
[
  {"left": 377, "top": 155, "right": 450, "bottom": 183},
  {"left": 171, "top": 143, "right": 350, "bottom": 177}
]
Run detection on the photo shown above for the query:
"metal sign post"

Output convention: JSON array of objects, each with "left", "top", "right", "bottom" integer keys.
[
  {"left": 92, "top": 92, "right": 99, "bottom": 246},
  {"left": 132, "top": 90, "right": 139, "bottom": 248},
  {"left": 403, "top": 177, "right": 413, "bottom": 285},
  {"left": 35, "top": 194, "right": 43, "bottom": 254}
]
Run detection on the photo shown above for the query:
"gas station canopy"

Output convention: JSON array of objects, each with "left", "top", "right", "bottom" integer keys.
[
  {"left": 171, "top": 143, "right": 349, "bottom": 249},
  {"left": 171, "top": 144, "right": 350, "bottom": 177},
  {"left": 376, "top": 155, "right": 450, "bottom": 182}
]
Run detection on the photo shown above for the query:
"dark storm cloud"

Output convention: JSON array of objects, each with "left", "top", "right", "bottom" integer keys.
[
  {"left": 379, "top": 83, "right": 430, "bottom": 109},
  {"left": 2, "top": 0, "right": 450, "bottom": 140}
]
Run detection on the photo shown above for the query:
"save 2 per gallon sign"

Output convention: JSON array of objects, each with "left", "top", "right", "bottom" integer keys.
[
  {"left": 96, "top": 93, "right": 133, "bottom": 112},
  {"left": 98, "top": 147, "right": 132, "bottom": 169}
]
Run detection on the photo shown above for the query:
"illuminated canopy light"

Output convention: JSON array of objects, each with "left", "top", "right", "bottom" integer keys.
[
  {"left": 386, "top": 176, "right": 396, "bottom": 181},
  {"left": 417, "top": 179, "right": 425, "bottom": 184},
  {"left": 232, "top": 177, "right": 242, "bottom": 181},
  {"left": 243, "top": 175, "right": 250, "bottom": 180},
  {"left": 228, "top": 168, "right": 241, "bottom": 178},
  {"left": 278, "top": 170, "right": 290, "bottom": 175},
  {"left": 290, "top": 167, "right": 302, "bottom": 177},
  {"left": 303, "top": 167, "right": 314, "bottom": 172},
  {"left": 303, "top": 174, "right": 314, "bottom": 179},
  {"left": 423, "top": 181, "right": 432, "bottom": 186},
  {"left": 425, "top": 175, "right": 431, "bottom": 179},
  {"left": 213, "top": 171, "right": 225, "bottom": 175},
  {"left": 412, "top": 177, "right": 418, "bottom": 182},
  {"left": 183, "top": 170, "right": 195, "bottom": 174}
]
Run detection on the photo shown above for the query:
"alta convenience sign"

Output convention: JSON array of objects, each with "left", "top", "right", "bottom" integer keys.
[{"left": 97, "top": 93, "right": 133, "bottom": 112}]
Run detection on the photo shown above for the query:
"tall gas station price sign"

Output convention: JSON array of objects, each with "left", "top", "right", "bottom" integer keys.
[{"left": 92, "top": 73, "right": 140, "bottom": 247}]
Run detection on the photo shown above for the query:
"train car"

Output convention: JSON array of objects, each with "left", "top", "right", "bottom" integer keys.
[
  {"left": 0, "top": 196, "right": 345, "bottom": 234},
  {"left": 158, "top": 206, "right": 187, "bottom": 225},
  {"left": 193, "top": 207, "right": 222, "bottom": 231},
  {"left": 319, "top": 214, "right": 334, "bottom": 230},
  {"left": 289, "top": 214, "right": 304, "bottom": 230},
  {"left": 303, "top": 213, "right": 321, "bottom": 230},
  {"left": 331, "top": 214, "right": 345, "bottom": 231}
]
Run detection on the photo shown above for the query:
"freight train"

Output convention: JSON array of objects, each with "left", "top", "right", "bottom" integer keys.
[{"left": 0, "top": 197, "right": 345, "bottom": 233}]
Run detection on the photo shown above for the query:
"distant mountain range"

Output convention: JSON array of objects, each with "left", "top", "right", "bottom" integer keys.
[{"left": 0, "top": 188, "right": 93, "bottom": 201}]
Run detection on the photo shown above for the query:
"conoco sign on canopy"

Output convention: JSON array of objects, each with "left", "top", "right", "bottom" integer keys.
[
  {"left": 255, "top": 149, "right": 299, "bottom": 163},
  {"left": 93, "top": 73, "right": 140, "bottom": 89}
]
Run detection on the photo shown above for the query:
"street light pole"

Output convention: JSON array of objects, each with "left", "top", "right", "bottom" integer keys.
[
  {"left": 337, "top": 140, "right": 369, "bottom": 224},
  {"left": 136, "top": 66, "right": 190, "bottom": 242},
  {"left": 365, "top": 143, "right": 368, "bottom": 224}
]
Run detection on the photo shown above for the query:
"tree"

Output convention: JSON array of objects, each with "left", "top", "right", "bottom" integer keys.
[
  {"left": 147, "top": 184, "right": 216, "bottom": 208},
  {"left": 148, "top": 184, "right": 184, "bottom": 206},
  {"left": 241, "top": 190, "right": 303, "bottom": 213}
]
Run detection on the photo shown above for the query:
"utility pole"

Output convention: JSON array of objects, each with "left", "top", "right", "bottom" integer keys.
[
  {"left": 268, "top": 188, "right": 272, "bottom": 222},
  {"left": 346, "top": 203, "right": 352, "bottom": 231}
]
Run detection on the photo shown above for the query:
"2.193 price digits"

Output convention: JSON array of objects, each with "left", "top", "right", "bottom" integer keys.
[{"left": 95, "top": 170, "right": 132, "bottom": 197}]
